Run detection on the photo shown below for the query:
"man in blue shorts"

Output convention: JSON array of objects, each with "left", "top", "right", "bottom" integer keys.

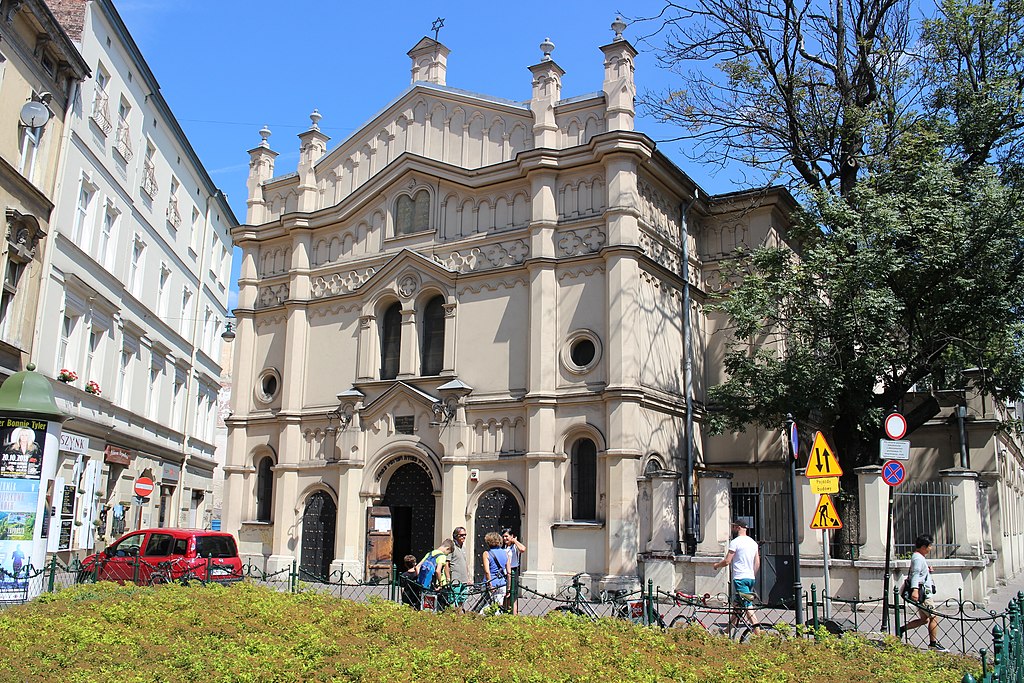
[{"left": 713, "top": 519, "right": 762, "bottom": 635}]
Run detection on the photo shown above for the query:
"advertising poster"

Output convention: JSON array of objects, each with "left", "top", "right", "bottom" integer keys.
[{"left": 0, "top": 418, "right": 47, "bottom": 584}]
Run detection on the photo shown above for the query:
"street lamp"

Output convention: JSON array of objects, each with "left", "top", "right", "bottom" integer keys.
[{"left": 221, "top": 320, "right": 236, "bottom": 342}]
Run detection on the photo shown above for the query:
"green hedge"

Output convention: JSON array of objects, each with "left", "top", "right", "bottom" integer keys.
[{"left": 0, "top": 582, "right": 976, "bottom": 682}]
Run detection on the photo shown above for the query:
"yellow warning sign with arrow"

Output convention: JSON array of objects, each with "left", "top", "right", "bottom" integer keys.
[
  {"left": 806, "top": 431, "right": 843, "bottom": 478},
  {"left": 810, "top": 494, "right": 843, "bottom": 530}
]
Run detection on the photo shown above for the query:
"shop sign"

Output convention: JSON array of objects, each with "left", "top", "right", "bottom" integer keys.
[
  {"left": 59, "top": 432, "right": 89, "bottom": 455},
  {"left": 162, "top": 462, "right": 180, "bottom": 484},
  {"left": 104, "top": 445, "right": 132, "bottom": 466}
]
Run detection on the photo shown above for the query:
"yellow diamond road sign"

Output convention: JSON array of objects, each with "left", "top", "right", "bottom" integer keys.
[
  {"left": 810, "top": 494, "right": 843, "bottom": 530},
  {"left": 805, "top": 431, "right": 844, "bottom": 478},
  {"left": 810, "top": 477, "right": 840, "bottom": 495}
]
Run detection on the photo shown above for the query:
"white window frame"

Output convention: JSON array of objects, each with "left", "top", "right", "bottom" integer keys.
[
  {"left": 128, "top": 235, "right": 146, "bottom": 295},
  {"left": 72, "top": 178, "right": 98, "bottom": 247},
  {"left": 99, "top": 200, "right": 119, "bottom": 270}
]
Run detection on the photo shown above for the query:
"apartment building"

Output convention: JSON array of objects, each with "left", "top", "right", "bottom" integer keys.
[
  {"left": 0, "top": 0, "right": 88, "bottom": 378},
  {"left": 34, "top": 0, "right": 236, "bottom": 556}
]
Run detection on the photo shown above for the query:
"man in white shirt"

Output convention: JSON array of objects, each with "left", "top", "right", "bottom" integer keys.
[
  {"left": 714, "top": 518, "right": 762, "bottom": 635},
  {"left": 898, "top": 534, "right": 947, "bottom": 651}
]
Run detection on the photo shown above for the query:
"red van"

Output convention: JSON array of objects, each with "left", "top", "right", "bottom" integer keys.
[{"left": 79, "top": 528, "right": 243, "bottom": 585}]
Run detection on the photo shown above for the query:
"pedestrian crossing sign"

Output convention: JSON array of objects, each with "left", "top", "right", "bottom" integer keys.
[
  {"left": 810, "top": 494, "right": 843, "bottom": 530},
  {"left": 805, "top": 431, "right": 844, "bottom": 478}
]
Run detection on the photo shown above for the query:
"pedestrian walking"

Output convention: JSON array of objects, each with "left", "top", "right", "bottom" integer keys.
[
  {"left": 898, "top": 535, "right": 948, "bottom": 651},
  {"left": 713, "top": 519, "right": 762, "bottom": 636}
]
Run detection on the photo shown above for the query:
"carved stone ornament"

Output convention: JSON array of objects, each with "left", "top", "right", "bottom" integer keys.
[
  {"left": 5, "top": 209, "right": 45, "bottom": 263},
  {"left": 397, "top": 273, "right": 420, "bottom": 298}
]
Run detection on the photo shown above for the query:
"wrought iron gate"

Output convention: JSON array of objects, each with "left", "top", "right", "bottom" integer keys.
[
  {"left": 473, "top": 487, "right": 521, "bottom": 581},
  {"left": 300, "top": 491, "right": 337, "bottom": 581},
  {"left": 382, "top": 462, "right": 435, "bottom": 567},
  {"left": 731, "top": 480, "right": 795, "bottom": 607}
]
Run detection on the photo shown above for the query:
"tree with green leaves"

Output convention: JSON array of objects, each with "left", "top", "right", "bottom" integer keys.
[{"left": 640, "top": 0, "right": 1024, "bottom": 472}]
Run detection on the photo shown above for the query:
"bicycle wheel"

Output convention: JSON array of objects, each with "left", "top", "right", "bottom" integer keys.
[
  {"left": 733, "top": 625, "right": 752, "bottom": 643},
  {"left": 149, "top": 573, "right": 169, "bottom": 586},
  {"left": 669, "top": 614, "right": 702, "bottom": 629},
  {"left": 548, "top": 604, "right": 585, "bottom": 617}
]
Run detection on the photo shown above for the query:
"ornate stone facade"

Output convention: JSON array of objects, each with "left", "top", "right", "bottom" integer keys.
[{"left": 223, "top": 27, "right": 795, "bottom": 594}]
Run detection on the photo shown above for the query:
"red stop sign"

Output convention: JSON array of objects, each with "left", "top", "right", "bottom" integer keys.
[{"left": 133, "top": 477, "right": 155, "bottom": 498}]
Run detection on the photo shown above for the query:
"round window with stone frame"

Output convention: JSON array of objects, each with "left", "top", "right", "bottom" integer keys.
[
  {"left": 561, "top": 330, "right": 602, "bottom": 375},
  {"left": 255, "top": 368, "right": 282, "bottom": 405}
]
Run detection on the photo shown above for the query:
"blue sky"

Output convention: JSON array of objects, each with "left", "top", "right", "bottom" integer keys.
[{"left": 114, "top": 1, "right": 736, "bottom": 309}]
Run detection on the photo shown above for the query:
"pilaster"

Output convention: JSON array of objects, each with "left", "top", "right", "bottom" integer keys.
[
  {"left": 398, "top": 306, "right": 417, "bottom": 378},
  {"left": 356, "top": 315, "right": 376, "bottom": 381},
  {"left": 646, "top": 471, "right": 678, "bottom": 552},
  {"left": 696, "top": 469, "right": 733, "bottom": 557},
  {"left": 605, "top": 450, "right": 642, "bottom": 578},
  {"left": 441, "top": 302, "right": 457, "bottom": 375},
  {"left": 856, "top": 466, "right": 888, "bottom": 560},
  {"left": 941, "top": 468, "right": 985, "bottom": 558}
]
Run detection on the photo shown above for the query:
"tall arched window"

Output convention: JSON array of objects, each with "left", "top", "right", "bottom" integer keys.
[
  {"left": 420, "top": 295, "right": 445, "bottom": 376},
  {"left": 380, "top": 302, "right": 402, "bottom": 380},
  {"left": 571, "top": 438, "right": 598, "bottom": 521},
  {"left": 395, "top": 190, "right": 430, "bottom": 235},
  {"left": 255, "top": 456, "right": 274, "bottom": 522}
]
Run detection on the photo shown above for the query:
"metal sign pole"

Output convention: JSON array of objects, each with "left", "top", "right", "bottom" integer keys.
[
  {"left": 822, "top": 529, "right": 832, "bottom": 620},
  {"left": 786, "top": 415, "right": 804, "bottom": 625},
  {"left": 880, "top": 484, "right": 895, "bottom": 633}
]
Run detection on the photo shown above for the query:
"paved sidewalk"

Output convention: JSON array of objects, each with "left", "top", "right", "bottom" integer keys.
[{"left": 984, "top": 571, "right": 1024, "bottom": 611}]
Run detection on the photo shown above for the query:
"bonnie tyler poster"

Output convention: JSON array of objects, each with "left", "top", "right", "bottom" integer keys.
[{"left": 0, "top": 419, "right": 46, "bottom": 480}]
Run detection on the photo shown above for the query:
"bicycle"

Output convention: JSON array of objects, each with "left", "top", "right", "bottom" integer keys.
[
  {"left": 468, "top": 581, "right": 505, "bottom": 615},
  {"left": 668, "top": 590, "right": 763, "bottom": 642},
  {"left": 547, "top": 573, "right": 667, "bottom": 627},
  {"left": 148, "top": 557, "right": 207, "bottom": 586}
]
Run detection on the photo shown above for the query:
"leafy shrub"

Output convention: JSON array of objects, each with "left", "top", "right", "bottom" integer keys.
[{"left": 0, "top": 582, "right": 977, "bottom": 682}]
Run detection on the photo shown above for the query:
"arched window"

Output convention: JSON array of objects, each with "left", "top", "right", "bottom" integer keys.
[
  {"left": 255, "top": 456, "right": 274, "bottom": 522},
  {"left": 395, "top": 190, "right": 430, "bottom": 235},
  {"left": 380, "top": 302, "right": 402, "bottom": 380},
  {"left": 420, "top": 295, "right": 445, "bottom": 376},
  {"left": 570, "top": 438, "right": 597, "bottom": 521}
]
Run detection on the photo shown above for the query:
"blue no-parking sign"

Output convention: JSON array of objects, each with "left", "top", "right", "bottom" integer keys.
[{"left": 882, "top": 460, "right": 906, "bottom": 487}]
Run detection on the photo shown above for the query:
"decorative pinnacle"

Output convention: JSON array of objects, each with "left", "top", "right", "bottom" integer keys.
[
  {"left": 540, "top": 37, "right": 555, "bottom": 61},
  {"left": 611, "top": 16, "right": 627, "bottom": 41},
  {"left": 258, "top": 125, "right": 272, "bottom": 149},
  {"left": 310, "top": 108, "right": 322, "bottom": 130}
]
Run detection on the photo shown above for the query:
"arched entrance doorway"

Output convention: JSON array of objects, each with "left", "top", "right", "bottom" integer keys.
[
  {"left": 382, "top": 462, "right": 435, "bottom": 568},
  {"left": 300, "top": 491, "right": 336, "bottom": 581},
  {"left": 473, "top": 487, "right": 521, "bottom": 581}
]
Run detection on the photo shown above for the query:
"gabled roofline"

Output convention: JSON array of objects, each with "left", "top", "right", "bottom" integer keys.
[{"left": 359, "top": 381, "right": 441, "bottom": 419}]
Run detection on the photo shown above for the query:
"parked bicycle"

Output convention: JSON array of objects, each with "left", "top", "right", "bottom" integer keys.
[
  {"left": 668, "top": 590, "right": 765, "bottom": 642},
  {"left": 547, "top": 573, "right": 667, "bottom": 627}
]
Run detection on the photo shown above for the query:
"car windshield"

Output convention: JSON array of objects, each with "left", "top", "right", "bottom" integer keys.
[{"left": 194, "top": 535, "right": 237, "bottom": 558}]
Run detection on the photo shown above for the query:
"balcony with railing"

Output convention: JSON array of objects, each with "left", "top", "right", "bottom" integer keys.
[
  {"left": 90, "top": 90, "right": 112, "bottom": 135},
  {"left": 114, "top": 121, "right": 133, "bottom": 161},
  {"left": 166, "top": 197, "right": 181, "bottom": 228},
  {"left": 141, "top": 160, "right": 158, "bottom": 199}
]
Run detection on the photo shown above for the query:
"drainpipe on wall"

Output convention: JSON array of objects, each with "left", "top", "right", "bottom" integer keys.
[{"left": 681, "top": 190, "right": 699, "bottom": 555}]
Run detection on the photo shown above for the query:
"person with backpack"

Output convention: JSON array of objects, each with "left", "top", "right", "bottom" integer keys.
[
  {"left": 481, "top": 531, "right": 510, "bottom": 612},
  {"left": 416, "top": 539, "right": 453, "bottom": 592},
  {"left": 898, "top": 534, "right": 948, "bottom": 651}
]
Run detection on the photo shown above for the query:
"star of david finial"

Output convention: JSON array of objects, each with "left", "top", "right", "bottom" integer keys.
[{"left": 432, "top": 17, "right": 445, "bottom": 43}]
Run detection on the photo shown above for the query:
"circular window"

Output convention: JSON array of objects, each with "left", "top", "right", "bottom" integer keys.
[
  {"left": 255, "top": 368, "right": 281, "bottom": 404},
  {"left": 570, "top": 339, "right": 596, "bottom": 367},
  {"left": 560, "top": 330, "right": 602, "bottom": 375}
]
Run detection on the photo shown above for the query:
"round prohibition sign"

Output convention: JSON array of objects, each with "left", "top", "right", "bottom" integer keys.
[
  {"left": 884, "top": 413, "right": 907, "bottom": 440},
  {"left": 882, "top": 460, "right": 906, "bottom": 487}
]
